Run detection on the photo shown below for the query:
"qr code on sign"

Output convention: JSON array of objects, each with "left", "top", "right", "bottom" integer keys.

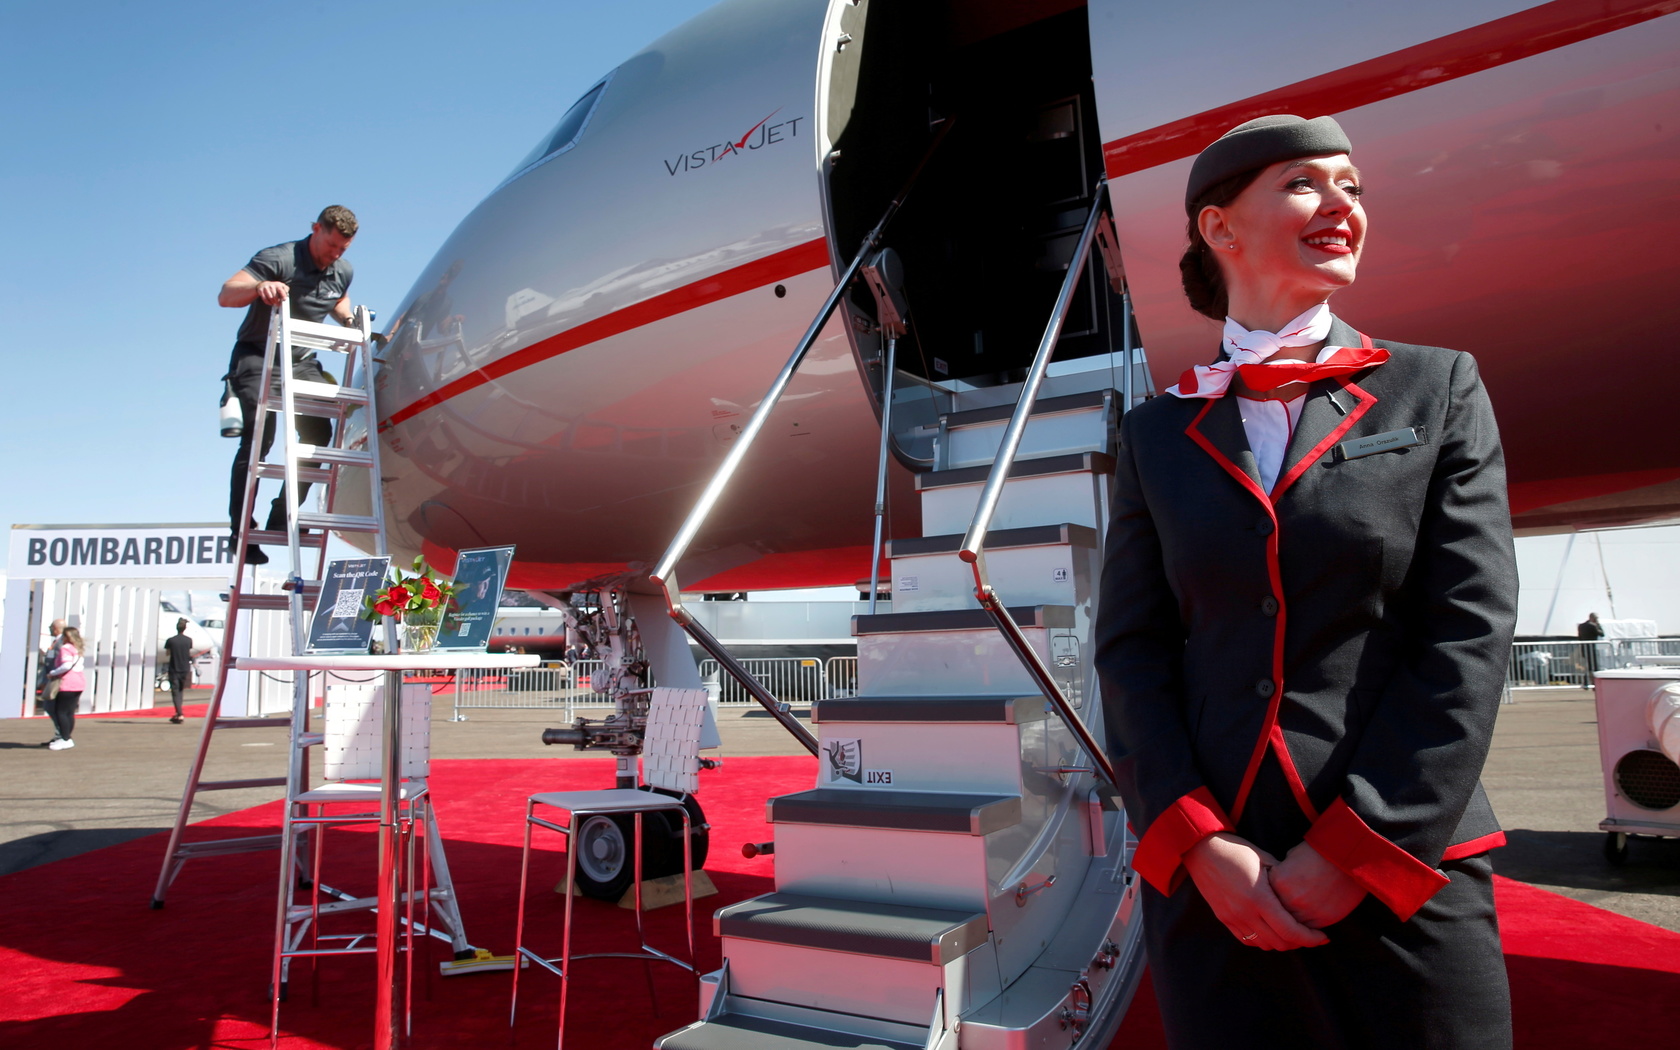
[{"left": 331, "top": 588, "right": 364, "bottom": 619}]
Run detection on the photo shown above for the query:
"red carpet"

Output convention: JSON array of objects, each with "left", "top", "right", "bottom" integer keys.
[{"left": 0, "top": 757, "right": 1676, "bottom": 1049}]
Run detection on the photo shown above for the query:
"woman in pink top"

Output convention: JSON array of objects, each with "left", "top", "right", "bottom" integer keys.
[{"left": 44, "top": 626, "right": 86, "bottom": 751}]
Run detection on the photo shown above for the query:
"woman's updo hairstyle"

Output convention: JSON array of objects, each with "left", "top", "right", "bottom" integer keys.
[
  {"left": 1180, "top": 170, "right": 1262, "bottom": 320},
  {"left": 1179, "top": 114, "right": 1353, "bottom": 320}
]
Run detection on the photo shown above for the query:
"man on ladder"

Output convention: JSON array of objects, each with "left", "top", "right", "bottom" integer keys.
[{"left": 218, "top": 205, "right": 359, "bottom": 564}]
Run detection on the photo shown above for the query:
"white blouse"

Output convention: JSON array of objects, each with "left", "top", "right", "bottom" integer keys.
[{"left": 1237, "top": 394, "right": 1305, "bottom": 494}]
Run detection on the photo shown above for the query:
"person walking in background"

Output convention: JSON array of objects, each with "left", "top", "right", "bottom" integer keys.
[
  {"left": 43, "top": 626, "right": 87, "bottom": 751},
  {"left": 162, "top": 619, "right": 202, "bottom": 724},
  {"left": 218, "top": 205, "right": 358, "bottom": 564},
  {"left": 36, "top": 618, "right": 65, "bottom": 706},
  {"left": 1577, "top": 612, "right": 1605, "bottom": 684}
]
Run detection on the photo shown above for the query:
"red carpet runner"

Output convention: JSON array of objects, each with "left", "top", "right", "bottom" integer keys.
[{"left": 0, "top": 756, "right": 1676, "bottom": 1049}]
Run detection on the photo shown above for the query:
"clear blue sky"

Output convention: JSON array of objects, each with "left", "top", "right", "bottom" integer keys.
[{"left": 0, "top": 0, "right": 715, "bottom": 538}]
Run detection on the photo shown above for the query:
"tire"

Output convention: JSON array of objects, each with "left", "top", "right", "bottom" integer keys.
[
  {"left": 567, "top": 793, "right": 711, "bottom": 901},
  {"left": 640, "top": 790, "right": 709, "bottom": 878},
  {"left": 1603, "top": 831, "right": 1629, "bottom": 865},
  {"left": 571, "top": 813, "right": 636, "bottom": 900}
]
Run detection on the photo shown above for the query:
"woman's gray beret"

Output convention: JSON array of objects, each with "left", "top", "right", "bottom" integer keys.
[{"left": 1184, "top": 115, "right": 1351, "bottom": 214}]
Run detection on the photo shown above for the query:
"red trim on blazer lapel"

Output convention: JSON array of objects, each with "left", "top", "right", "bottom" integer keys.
[
  {"left": 1271, "top": 330, "right": 1383, "bottom": 502},
  {"left": 1185, "top": 399, "right": 1270, "bottom": 508},
  {"left": 1268, "top": 723, "right": 1321, "bottom": 820},
  {"left": 1187, "top": 400, "right": 1289, "bottom": 825}
]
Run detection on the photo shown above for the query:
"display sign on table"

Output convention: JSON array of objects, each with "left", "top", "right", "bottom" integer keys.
[
  {"left": 434, "top": 546, "right": 514, "bottom": 651},
  {"left": 305, "top": 556, "right": 391, "bottom": 653}
]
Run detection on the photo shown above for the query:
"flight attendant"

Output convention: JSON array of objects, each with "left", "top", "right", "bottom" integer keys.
[{"left": 1095, "top": 115, "right": 1517, "bottom": 1048}]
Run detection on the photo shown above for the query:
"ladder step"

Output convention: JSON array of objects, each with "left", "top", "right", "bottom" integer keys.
[
  {"left": 296, "top": 511, "right": 381, "bottom": 533},
  {"left": 254, "top": 463, "right": 335, "bottom": 484},
  {"left": 768, "top": 788, "right": 1021, "bottom": 835},
  {"left": 286, "top": 318, "right": 368, "bottom": 350},
  {"left": 212, "top": 717, "right": 293, "bottom": 729},
  {"left": 717, "top": 892, "right": 987, "bottom": 964},
  {"left": 294, "top": 444, "right": 376, "bottom": 468},
  {"left": 245, "top": 529, "right": 327, "bottom": 548},
  {"left": 658, "top": 1013, "right": 921, "bottom": 1050},
  {"left": 197, "top": 777, "right": 289, "bottom": 791},
  {"left": 173, "top": 833, "right": 283, "bottom": 857},
  {"left": 811, "top": 696, "right": 1049, "bottom": 725},
  {"left": 266, "top": 379, "right": 370, "bottom": 409},
  {"left": 236, "top": 591, "right": 317, "bottom": 612}
]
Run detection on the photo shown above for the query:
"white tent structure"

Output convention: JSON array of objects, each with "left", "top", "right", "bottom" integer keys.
[
  {"left": 1516, "top": 524, "right": 1680, "bottom": 636},
  {"left": 2, "top": 523, "right": 293, "bottom": 719}
]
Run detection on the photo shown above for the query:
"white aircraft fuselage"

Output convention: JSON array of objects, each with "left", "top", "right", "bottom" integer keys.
[{"left": 353, "top": 0, "right": 1680, "bottom": 590}]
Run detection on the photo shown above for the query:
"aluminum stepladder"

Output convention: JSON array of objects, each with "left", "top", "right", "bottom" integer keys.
[{"left": 149, "top": 302, "right": 481, "bottom": 1006}]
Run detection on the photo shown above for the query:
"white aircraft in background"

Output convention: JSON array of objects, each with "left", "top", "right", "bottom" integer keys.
[{"left": 326, "top": 1, "right": 1680, "bottom": 1045}]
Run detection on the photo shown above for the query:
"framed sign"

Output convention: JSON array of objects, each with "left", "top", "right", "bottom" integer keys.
[
  {"left": 434, "top": 546, "right": 514, "bottom": 651},
  {"left": 305, "top": 556, "right": 391, "bottom": 653}
]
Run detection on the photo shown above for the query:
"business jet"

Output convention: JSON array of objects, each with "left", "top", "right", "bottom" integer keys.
[{"left": 333, "top": 1, "right": 1680, "bottom": 1045}]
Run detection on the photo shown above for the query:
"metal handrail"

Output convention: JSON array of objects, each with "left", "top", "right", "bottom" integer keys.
[
  {"left": 651, "top": 123, "right": 956, "bottom": 754},
  {"left": 956, "top": 180, "right": 1119, "bottom": 789}
]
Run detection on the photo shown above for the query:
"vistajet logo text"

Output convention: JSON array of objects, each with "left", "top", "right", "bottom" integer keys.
[{"left": 664, "top": 110, "right": 803, "bottom": 175}]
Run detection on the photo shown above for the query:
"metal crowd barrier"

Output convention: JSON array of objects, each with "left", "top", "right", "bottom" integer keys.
[
  {"left": 1506, "top": 638, "right": 1680, "bottom": 690},
  {"left": 438, "top": 654, "right": 861, "bottom": 719},
  {"left": 442, "top": 661, "right": 615, "bottom": 721},
  {"left": 698, "top": 656, "right": 858, "bottom": 705}
]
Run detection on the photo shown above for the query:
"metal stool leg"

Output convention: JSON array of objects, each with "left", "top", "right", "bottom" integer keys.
[
  {"left": 557, "top": 809, "right": 580, "bottom": 1050},
  {"left": 510, "top": 798, "right": 535, "bottom": 1027}
]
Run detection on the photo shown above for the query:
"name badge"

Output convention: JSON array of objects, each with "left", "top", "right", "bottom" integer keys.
[{"left": 1336, "top": 426, "right": 1426, "bottom": 461}]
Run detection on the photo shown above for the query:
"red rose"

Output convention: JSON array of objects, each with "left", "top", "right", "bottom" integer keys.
[
  {"left": 374, "top": 598, "right": 398, "bottom": 617},
  {"left": 386, "top": 585, "right": 412, "bottom": 607},
  {"left": 420, "top": 579, "right": 441, "bottom": 603}
]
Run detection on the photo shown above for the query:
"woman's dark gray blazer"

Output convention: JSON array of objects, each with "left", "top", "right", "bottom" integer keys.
[{"left": 1095, "top": 315, "right": 1518, "bottom": 919}]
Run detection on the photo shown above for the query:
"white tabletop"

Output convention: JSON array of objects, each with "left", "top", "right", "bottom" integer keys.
[{"left": 232, "top": 652, "right": 542, "bottom": 672}]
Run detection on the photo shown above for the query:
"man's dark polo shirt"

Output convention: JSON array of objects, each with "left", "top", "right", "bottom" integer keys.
[{"left": 229, "top": 238, "right": 354, "bottom": 367}]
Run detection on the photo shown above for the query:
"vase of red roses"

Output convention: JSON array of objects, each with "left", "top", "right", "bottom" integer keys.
[{"left": 361, "top": 557, "right": 455, "bottom": 653}]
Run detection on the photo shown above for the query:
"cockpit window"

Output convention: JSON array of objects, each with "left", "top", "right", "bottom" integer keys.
[{"left": 506, "top": 76, "right": 610, "bottom": 180}]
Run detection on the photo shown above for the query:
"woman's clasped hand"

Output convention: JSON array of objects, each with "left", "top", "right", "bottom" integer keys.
[{"left": 1185, "top": 833, "right": 1367, "bottom": 949}]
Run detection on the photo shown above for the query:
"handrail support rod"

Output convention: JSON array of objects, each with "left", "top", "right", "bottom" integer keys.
[{"left": 957, "top": 181, "right": 1120, "bottom": 789}]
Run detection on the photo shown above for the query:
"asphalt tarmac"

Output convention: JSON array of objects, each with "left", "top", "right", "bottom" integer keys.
[{"left": 2, "top": 686, "right": 1676, "bottom": 932}]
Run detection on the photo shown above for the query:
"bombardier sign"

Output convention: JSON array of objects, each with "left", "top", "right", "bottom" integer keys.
[{"left": 8, "top": 523, "right": 238, "bottom": 579}]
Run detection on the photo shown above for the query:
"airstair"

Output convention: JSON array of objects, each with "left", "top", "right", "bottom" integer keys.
[
  {"left": 150, "top": 303, "right": 481, "bottom": 982},
  {"left": 650, "top": 175, "right": 1146, "bottom": 1048}
]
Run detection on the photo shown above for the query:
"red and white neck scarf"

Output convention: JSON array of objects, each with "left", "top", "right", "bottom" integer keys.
[{"left": 1168, "top": 304, "right": 1389, "bottom": 399}]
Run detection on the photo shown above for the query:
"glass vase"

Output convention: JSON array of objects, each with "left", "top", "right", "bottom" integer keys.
[{"left": 401, "top": 610, "right": 441, "bottom": 653}]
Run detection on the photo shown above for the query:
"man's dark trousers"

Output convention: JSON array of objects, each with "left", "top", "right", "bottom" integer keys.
[
  {"left": 228, "top": 349, "right": 333, "bottom": 532},
  {"left": 167, "top": 672, "right": 190, "bottom": 717}
]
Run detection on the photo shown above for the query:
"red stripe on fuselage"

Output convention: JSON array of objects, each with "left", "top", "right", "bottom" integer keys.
[
  {"left": 1102, "top": 0, "right": 1680, "bottom": 179},
  {"left": 379, "top": 237, "right": 832, "bottom": 430}
]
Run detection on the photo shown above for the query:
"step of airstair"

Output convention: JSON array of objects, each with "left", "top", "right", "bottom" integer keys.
[
  {"left": 810, "top": 695, "right": 1049, "bottom": 795},
  {"left": 939, "top": 389, "right": 1116, "bottom": 470},
  {"left": 852, "top": 605, "right": 1083, "bottom": 700},
  {"left": 886, "top": 523, "right": 1098, "bottom": 613},
  {"left": 657, "top": 1009, "right": 925, "bottom": 1050},
  {"left": 768, "top": 787, "right": 1021, "bottom": 913},
  {"left": 712, "top": 892, "right": 992, "bottom": 1024},
  {"left": 918, "top": 451, "right": 1114, "bottom": 535}
]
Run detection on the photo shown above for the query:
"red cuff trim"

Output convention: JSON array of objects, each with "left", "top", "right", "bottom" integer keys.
[
  {"left": 1304, "top": 797, "right": 1450, "bottom": 922},
  {"left": 1133, "top": 787, "right": 1233, "bottom": 896},
  {"left": 1441, "top": 830, "right": 1506, "bottom": 861}
]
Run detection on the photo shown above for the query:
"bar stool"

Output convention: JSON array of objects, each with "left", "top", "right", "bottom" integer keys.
[{"left": 509, "top": 686, "right": 708, "bottom": 1048}]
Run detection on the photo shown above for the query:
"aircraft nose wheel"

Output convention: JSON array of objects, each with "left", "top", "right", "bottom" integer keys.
[{"left": 567, "top": 794, "right": 710, "bottom": 901}]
